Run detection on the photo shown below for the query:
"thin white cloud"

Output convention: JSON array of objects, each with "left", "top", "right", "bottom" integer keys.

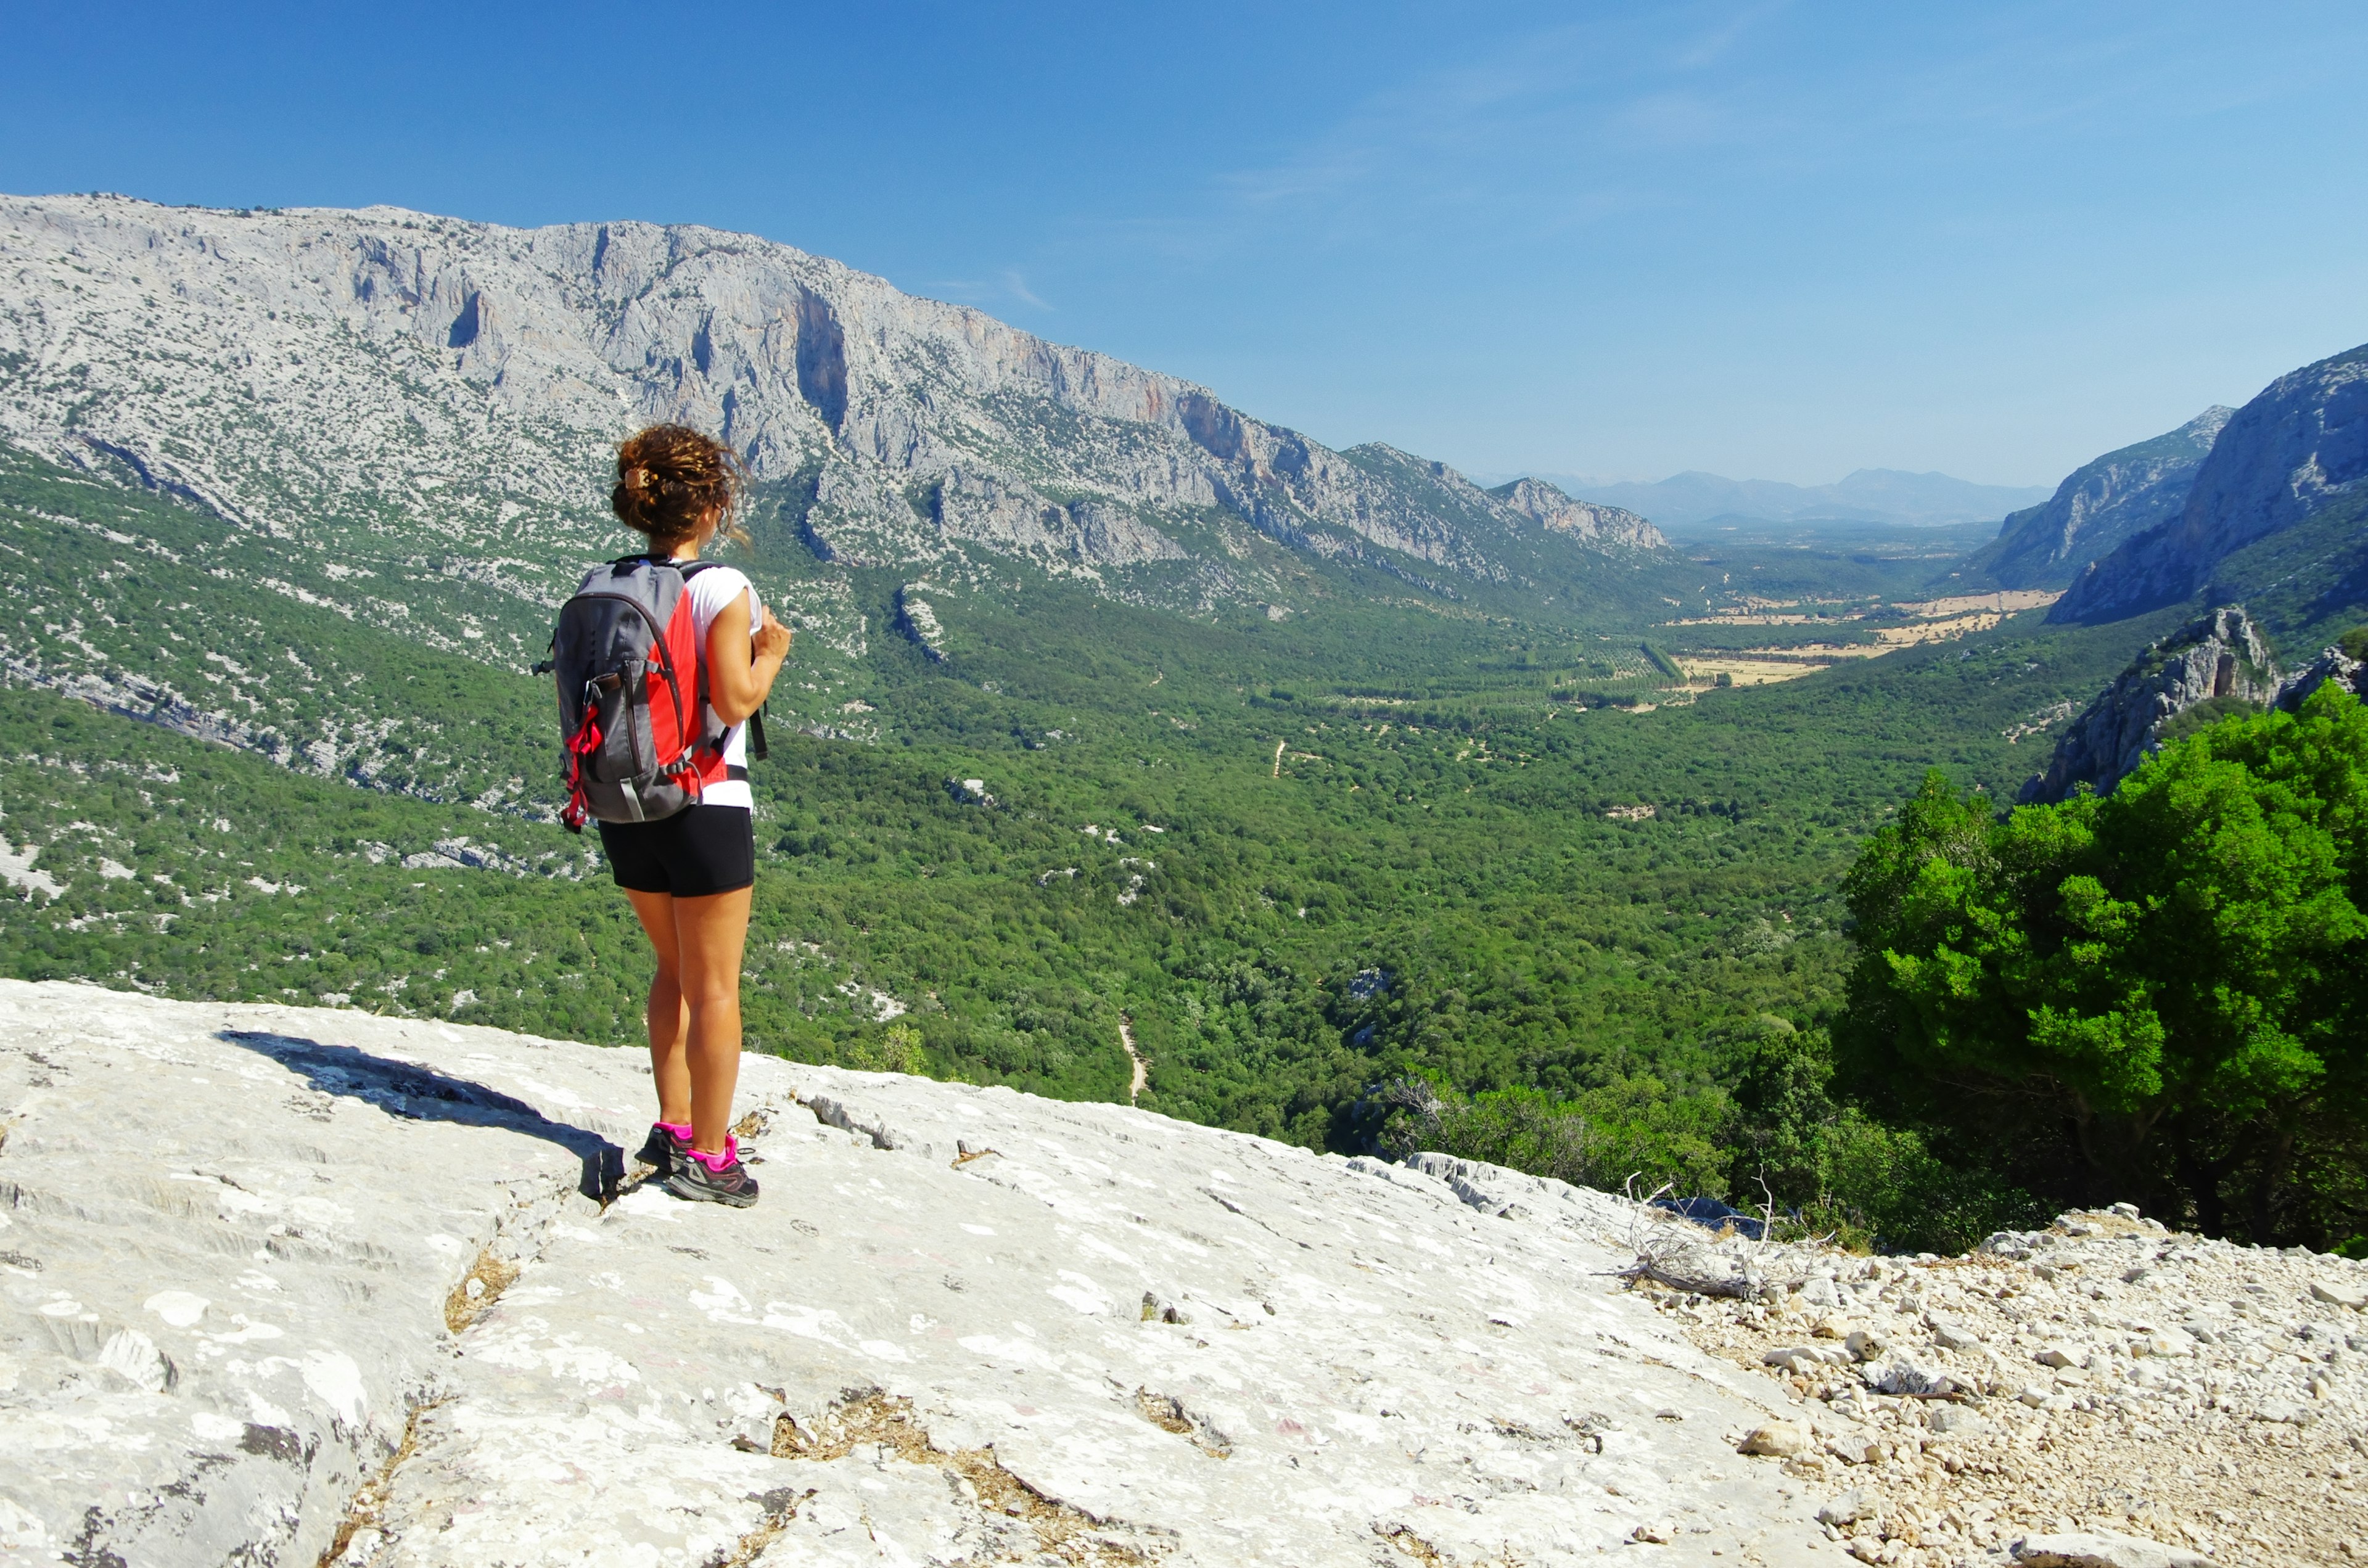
[
  {"left": 1671, "top": 0, "right": 1791, "bottom": 70},
  {"left": 999, "top": 269, "right": 1050, "bottom": 311},
  {"left": 924, "top": 270, "right": 1053, "bottom": 313}
]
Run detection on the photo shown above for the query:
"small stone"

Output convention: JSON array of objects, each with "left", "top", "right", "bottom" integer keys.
[
  {"left": 1738, "top": 1420, "right": 1811, "bottom": 1457},
  {"left": 2313, "top": 1279, "right": 2368, "bottom": 1311},
  {"left": 2036, "top": 1343, "right": 2084, "bottom": 1368},
  {"left": 1815, "top": 1490, "right": 1868, "bottom": 1527},
  {"left": 1764, "top": 1344, "right": 1846, "bottom": 1372},
  {"left": 1926, "top": 1405, "right": 1991, "bottom": 1438},
  {"left": 1825, "top": 1435, "right": 1883, "bottom": 1466},
  {"left": 2010, "top": 1528, "right": 2214, "bottom": 1567},
  {"left": 1865, "top": 1355, "right": 1955, "bottom": 1398},
  {"left": 1812, "top": 1315, "right": 1852, "bottom": 1339},
  {"left": 1630, "top": 1520, "right": 1673, "bottom": 1544},
  {"left": 1926, "top": 1315, "right": 1982, "bottom": 1352}
]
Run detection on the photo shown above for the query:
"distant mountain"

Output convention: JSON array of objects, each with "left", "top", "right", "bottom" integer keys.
[
  {"left": 1484, "top": 478, "right": 1664, "bottom": 549},
  {"left": 2052, "top": 343, "right": 2368, "bottom": 636},
  {"left": 1958, "top": 408, "right": 2232, "bottom": 590},
  {"left": 1537, "top": 469, "right": 2052, "bottom": 532},
  {"left": 0, "top": 192, "right": 1671, "bottom": 661}
]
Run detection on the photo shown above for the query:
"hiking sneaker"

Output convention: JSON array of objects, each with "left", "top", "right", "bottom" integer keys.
[
  {"left": 663, "top": 1138, "right": 760, "bottom": 1208},
  {"left": 635, "top": 1121, "right": 691, "bottom": 1178}
]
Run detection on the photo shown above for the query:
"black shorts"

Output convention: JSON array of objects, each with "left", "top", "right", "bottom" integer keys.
[{"left": 598, "top": 806, "right": 755, "bottom": 897}]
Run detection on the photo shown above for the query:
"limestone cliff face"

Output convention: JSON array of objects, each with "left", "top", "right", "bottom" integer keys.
[
  {"left": 1963, "top": 408, "right": 2230, "bottom": 589},
  {"left": 0, "top": 194, "right": 1665, "bottom": 615},
  {"left": 2276, "top": 639, "right": 2368, "bottom": 712},
  {"left": 0, "top": 982, "right": 1831, "bottom": 1566},
  {"left": 1489, "top": 477, "right": 1667, "bottom": 549},
  {"left": 2053, "top": 345, "right": 2368, "bottom": 623},
  {"left": 2020, "top": 606, "right": 2280, "bottom": 803}
]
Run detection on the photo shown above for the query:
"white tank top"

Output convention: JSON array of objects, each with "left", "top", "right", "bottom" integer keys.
[{"left": 680, "top": 562, "right": 758, "bottom": 811}]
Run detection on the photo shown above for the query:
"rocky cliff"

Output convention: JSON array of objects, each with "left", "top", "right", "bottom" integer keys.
[
  {"left": 1961, "top": 408, "right": 2232, "bottom": 590},
  {"left": 2052, "top": 345, "right": 2368, "bottom": 624},
  {"left": 0, "top": 194, "right": 1667, "bottom": 630},
  {"left": 1487, "top": 478, "right": 1666, "bottom": 549},
  {"left": 2019, "top": 606, "right": 2280, "bottom": 803},
  {"left": 2275, "top": 633, "right": 2368, "bottom": 712},
  {"left": 0, "top": 982, "right": 1835, "bottom": 1567}
]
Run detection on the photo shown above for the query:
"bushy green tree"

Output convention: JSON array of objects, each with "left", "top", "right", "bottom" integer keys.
[
  {"left": 1725, "top": 1024, "right": 2045, "bottom": 1253},
  {"left": 1838, "top": 686, "right": 2368, "bottom": 1246}
]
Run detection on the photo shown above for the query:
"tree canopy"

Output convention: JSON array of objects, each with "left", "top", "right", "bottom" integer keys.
[{"left": 1838, "top": 685, "right": 2368, "bottom": 1246}]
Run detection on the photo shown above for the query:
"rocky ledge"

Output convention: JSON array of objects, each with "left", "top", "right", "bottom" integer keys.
[
  {"left": 0, "top": 982, "right": 1835, "bottom": 1566},
  {"left": 1665, "top": 1207, "right": 2368, "bottom": 1564},
  {"left": 2018, "top": 606, "right": 2279, "bottom": 803}
]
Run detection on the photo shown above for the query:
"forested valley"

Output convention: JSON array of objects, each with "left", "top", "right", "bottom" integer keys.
[{"left": 17, "top": 430, "right": 2330, "bottom": 1254}]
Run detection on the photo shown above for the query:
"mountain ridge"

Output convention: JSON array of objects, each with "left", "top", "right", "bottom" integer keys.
[
  {"left": 0, "top": 192, "right": 1669, "bottom": 644},
  {"left": 2052, "top": 343, "right": 2368, "bottom": 630},
  {"left": 1958, "top": 407, "right": 2234, "bottom": 591},
  {"left": 1524, "top": 467, "right": 2051, "bottom": 532}
]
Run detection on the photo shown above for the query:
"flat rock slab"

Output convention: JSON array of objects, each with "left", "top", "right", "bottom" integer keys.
[{"left": 0, "top": 982, "right": 1836, "bottom": 1565}]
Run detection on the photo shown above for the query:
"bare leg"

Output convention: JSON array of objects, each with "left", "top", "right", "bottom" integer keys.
[
  {"left": 623, "top": 889, "right": 693, "bottom": 1125},
  {"left": 668, "top": 885, "right": 754, "bottom": 1154}
]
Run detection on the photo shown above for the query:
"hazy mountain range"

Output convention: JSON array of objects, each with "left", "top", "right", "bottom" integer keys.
[
  {"left": 0, "top": 189, "right": 2357, "bottom": 696},
  {"left": 1507, "top": 468, "right": 2054, "bottom": 532},
  {"left": 2052, "top": 344, "right": 2368, "bottom": 630},
  {"left": 1958, "top": 408, "right": 2234, "bottom": 589},
  {"left": 0, "top": 191, "right": 1667, "bottom": 659}
]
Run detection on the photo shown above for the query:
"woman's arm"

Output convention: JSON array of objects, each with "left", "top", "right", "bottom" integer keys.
[{"left": 706, "top": 594, "right": 791, "bottom": 724}]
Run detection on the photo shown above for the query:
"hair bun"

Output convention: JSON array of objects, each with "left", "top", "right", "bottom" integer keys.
[{"left": 611, "top": 425, "right": 747, "bottom": 549}]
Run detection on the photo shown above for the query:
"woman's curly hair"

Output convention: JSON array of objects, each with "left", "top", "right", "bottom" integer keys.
[{"left": 612, "top": 425, "right": 747, "bottom": 549}]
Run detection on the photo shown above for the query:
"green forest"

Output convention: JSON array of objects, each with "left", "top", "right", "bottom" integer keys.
[{"left": 4, "top": 436, "right": 2361, "bottom": 1253}]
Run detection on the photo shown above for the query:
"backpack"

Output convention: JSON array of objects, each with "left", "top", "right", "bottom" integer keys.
[{"left": 536, "top": 555, "right": 767, "bottom": 833}]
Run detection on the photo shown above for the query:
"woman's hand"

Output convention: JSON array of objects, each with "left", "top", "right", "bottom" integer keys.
[
  {"left": 707, "top": 597, "right": 789, "bottom": 724},
  {"left": 753, "top": 607, "right": 792, "bottom": 665}
]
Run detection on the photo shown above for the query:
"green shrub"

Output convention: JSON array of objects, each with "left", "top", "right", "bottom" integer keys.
[{"left": 1836, "top": 684, "right": 2368, "bottom": 1247}]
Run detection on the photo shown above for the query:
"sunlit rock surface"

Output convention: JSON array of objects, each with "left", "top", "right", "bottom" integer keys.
[
  {"left": 2053, "top": 343, "right": 2368, "bottom": 623},
  {"left": 2018, "top": 605, "right": 2279, "bottom": 803},
  {"left": 0, "top": 981, "right": 1833, "bottom": 1565},
  {"left": 0, "top": 193, "right": 1667, "bottom": 620}
]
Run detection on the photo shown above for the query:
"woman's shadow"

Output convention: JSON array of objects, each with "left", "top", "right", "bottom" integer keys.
[{"left": 216, "top": 1028, "right": 627, "bottom": 1199}]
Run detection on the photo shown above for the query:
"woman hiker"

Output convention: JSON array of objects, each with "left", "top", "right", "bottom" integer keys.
[{"left": 596, "top": 425, "right": 791, "bottom": 1205}]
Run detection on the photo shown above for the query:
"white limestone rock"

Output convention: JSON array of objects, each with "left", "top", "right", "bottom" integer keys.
[
  {"left": 0, "top": 192, "right": 1669, "bottom": 631},
  {"left": 1968, "top": 407, "right": 2232, "bottom": 591},
  {"left": 2020, "top": 605, "right": 2280, "bottom": 803},
  {"left": 0, "top": 981, "right": 1835, "bottom": 1566},
  {"left": 2010, "top": 1529, "right": 2216, "bottom": 1567},
  {"left": 2054, "top": 342, "right": 2368, "bottom": 624},
  {"left": 1487, "top": 477, "right": 1668, "bottom": 551}
]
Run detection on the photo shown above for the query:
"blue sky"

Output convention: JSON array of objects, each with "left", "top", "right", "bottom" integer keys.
[{"left": 9, "top": 2, "right": 2366, "bottom": 486}]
